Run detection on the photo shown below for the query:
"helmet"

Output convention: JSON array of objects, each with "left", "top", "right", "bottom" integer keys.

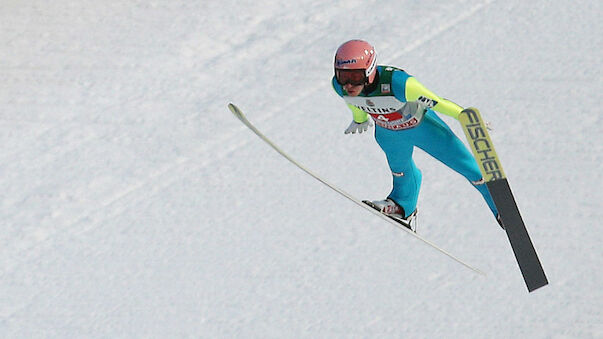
[{"left": 334, "top": 39, "right": 377, "bottom": 86}]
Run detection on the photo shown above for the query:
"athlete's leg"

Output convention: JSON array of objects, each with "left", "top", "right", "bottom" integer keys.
[
  {"left": 414, "top": 110, "right": 498, "bottom": 216},
  {"left": 374, "top": 126, "right": 422, "bottom": 217}
]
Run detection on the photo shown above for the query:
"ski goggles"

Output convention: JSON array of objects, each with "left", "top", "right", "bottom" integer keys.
[{"left": 335, "top": 68, "right": 367, "bottom": 86}]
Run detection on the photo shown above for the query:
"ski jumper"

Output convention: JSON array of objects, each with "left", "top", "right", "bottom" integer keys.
[{"left": 332, "top": 66, "right": 498, "bottom": 217}]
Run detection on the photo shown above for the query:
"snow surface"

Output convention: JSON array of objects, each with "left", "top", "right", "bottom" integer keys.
[{"left": 1, "top": 0, "right": 602, "bottom": 337}]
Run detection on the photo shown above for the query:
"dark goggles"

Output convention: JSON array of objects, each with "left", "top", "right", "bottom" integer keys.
[{"left": 335, "top": 68, "right": 367, "bottom": 86}]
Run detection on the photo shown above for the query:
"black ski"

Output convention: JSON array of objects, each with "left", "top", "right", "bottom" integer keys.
[
  {"left": 487, "top": 179, "right": 548, "bottom": 292},
  {"left": 459, "top": 107, "right": 548, "bottom": 292}
]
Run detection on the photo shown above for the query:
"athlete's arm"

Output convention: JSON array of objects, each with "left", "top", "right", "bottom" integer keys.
[{"left": 404, "top": 77, "right": 464, "bottom": 120}]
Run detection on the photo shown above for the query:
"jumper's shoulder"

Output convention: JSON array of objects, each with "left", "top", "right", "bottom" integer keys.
[
  {"left": 377, "top": 66, "right": 412, "bottom": 101},
  {"left": 378, "top": 65, "right": 411, "bottom": 82}
]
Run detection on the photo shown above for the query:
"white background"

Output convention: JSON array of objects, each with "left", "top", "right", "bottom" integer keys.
[{"left": 1, "top": 0, "right": 601, "bottom": 337}]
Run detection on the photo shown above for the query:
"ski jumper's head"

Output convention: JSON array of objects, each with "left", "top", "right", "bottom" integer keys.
[{"left": 334, "top": 39, "right": 377, "bottom": 96}]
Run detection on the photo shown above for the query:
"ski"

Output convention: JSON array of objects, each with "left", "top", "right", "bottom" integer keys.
[
  {"left": 459, "top": 107, "right": 548, "bottom": 292},
  {"left": 228, "top": 103, "right": 484, "bottom": 275}
]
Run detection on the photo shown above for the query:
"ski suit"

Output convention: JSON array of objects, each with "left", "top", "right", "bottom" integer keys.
[{"left": 332, "top": 66, "right": 498, "bottom": 217}]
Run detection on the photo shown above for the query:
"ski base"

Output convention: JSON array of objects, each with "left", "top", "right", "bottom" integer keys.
[
  {"left": 487, "top": 179, "right": 548, "bottom": 292},
  {"left": 459, "top": 107, "right": 548, "bottom": 292}
]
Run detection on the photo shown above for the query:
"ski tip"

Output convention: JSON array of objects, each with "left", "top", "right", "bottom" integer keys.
[{"left": 227, "top": 103, "right": 246, "bottom": 120}]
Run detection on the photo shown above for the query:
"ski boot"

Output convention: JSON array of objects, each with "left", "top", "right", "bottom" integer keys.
[{"left": 362, "top": 198, "right": 417, "bottom": 231}]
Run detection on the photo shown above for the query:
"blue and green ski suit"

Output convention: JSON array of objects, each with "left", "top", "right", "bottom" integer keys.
[{"left": 332, "top": 66, "right": 498, "bottom": 218}]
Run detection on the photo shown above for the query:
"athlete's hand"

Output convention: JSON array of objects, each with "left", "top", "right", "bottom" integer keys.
[{"left": 344, "top": 120, "right": 373, "bottom": 134}]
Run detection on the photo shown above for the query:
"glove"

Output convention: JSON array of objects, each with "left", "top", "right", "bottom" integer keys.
[{"left": 344, "top": 119, "right": 373, "bottom": 134}]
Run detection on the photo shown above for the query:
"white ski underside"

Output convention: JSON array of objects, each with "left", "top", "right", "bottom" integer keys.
[{"left": 228, "top": 103, "right": 484, "bottom": 276}]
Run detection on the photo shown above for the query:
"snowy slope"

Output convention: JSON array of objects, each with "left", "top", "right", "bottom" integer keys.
[{"left": 1, "top": 0, "right": 601, "bottom": 337}]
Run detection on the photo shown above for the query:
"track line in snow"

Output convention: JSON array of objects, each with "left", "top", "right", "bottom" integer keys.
[{"left": 388, "top": 0, "right": 495, "bottom": 61}]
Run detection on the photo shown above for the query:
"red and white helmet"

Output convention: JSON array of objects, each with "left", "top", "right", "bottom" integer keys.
[{"left": 334, "top": 39, "right": 377, "bottom": 86}]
